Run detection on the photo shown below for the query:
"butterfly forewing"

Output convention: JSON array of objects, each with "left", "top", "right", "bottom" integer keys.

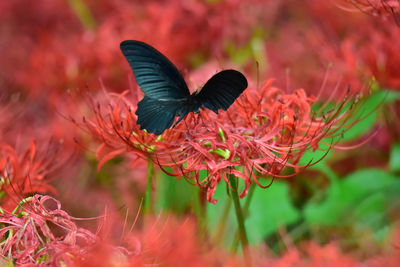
[
  {"left": 120, "top": 40, "right": 190, "bottom": 100},
  {"left": 195, "top": 70, "right": 248, "bottom": 113}
]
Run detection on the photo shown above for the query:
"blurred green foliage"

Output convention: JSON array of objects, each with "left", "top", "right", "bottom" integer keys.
[
  {"left": 390, "top": 143, "right": 400, "bottom": 173},
  {"left": 342, "top": 90, "right": 400, "bottom": 141}
]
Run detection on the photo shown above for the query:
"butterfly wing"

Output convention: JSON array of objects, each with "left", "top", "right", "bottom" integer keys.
[
  {"left": 194, "top": 70, "right": 248, "bottom": 113},
  {"left": 120, "top": 40, "right": 190, "bottom": 100},
  {"left": 121, "top": 40, "right": 192, "bottom": 134},
  {"left": 136, "top": 96, "right": 180, "bottom": 135}
]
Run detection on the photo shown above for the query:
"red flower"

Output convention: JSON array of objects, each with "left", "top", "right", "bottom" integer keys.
[
  {"left": 156, "top": 80, "right": 356, "bottom": 203},
  {"left": 267, "top": 242, "right": 360, "bottom": 267},
  {"left": 0, "top": 195, "right": 98, "bottom": 266},
  {"left": 264, "top": 1, "right": 368, "bottom": 98},
  {"left": 74, "top": 216, "right": 225, "bottom": 267},
  {"left": 339, "top": 0, "right": 400, "bottom": 26},
  {"left": 81, "top": 89, "right": 164, "bottom": 171},
  {"left": 2, "top": 0, "right": 274, "bottom": 98},
  {"left": 0, "top": 141, "right": 64, "bottom": 210},
  {"left": 83, "top": 78, "right": 357, "bottom": 204},
  {"left": 356, "top": 21, "right": 400, "bottom": 90}
]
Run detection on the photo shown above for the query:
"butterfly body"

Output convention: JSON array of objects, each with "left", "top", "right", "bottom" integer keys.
[{"left": 120, "top": 40, "right": 247, "bottom": 135}]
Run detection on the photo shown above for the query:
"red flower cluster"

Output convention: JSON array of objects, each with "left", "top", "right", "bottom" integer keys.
[
  {"left": 262, "top": 0, "right": 368, "bottom": 98},
  {"left": 74, "top": 216, "right": 226, "bottom": 267},
  {"left": 0, "top": 141, "right": 62, "bottom": 210},
  {"left": 2, "top": 194, "right": 399, "bottom": 266},
  {"left": 264, "top": 0, "right": 400, "bottom": 97},
  {"left": 0, "top": 195, "right": 230, "bottom": 266},
  {"left": 339, "top": 0, "right": 400, "bottom": 26},
  {"left": 0, "top": 1, "right": 398, "bottom": 266},
  {"left": 0, "top": 0, "right": 274, "bottom": 98},
  {"left": 351, "top": 20, "right": 400, "bottom": 90},
  {"left": 0, "top": 195, "right": 98, "bottom": 266},
  {"left": 266, "top": 242, "right": 360, "bottom": 267},
  {"left": 83, "top": 79, "right": 356, "bottom": 204},
  {"left": 0, "top": 94, "right": 79, "bottom": 211}
]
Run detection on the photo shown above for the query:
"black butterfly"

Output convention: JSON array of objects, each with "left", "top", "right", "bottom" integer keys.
[{"left": 120, "top": 40, "right": 248, "bottom": 135}]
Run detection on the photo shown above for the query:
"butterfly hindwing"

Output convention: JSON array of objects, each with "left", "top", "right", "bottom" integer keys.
[
  {"left": 195, "top": 70, "right": 248, "bottom": 114},
  {"left": 136, "top": 96, "right": 179, "bottom": 135},
  {"left": 120, "top": 40, "right": 190, "bottom": 100}
]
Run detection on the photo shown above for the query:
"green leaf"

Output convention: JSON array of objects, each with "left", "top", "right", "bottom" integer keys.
[
  {"left": 245, "top": 181, "right": 300, "bottom": 244},
  {"left": 379, "top": 90, "right": 400, "bottom": 102},
  {"left": 342, "top": 90, "right": 400, "bottom": 141},
  {"left": 389, "top": 143, "right": 400, "bottom": 173},
  {"left": 353, "top": 193, "right": 386, "bottom": 230},
  {"left": 374, "top": 225, "right": 390, "bottom": 243},
  {"left": 340, "top": 91, "right": 380, "bottom": 141},
  {"left": 304, "top": 168, "right": 398, "bottom": 231},
  {"left": 311, "top": 90, "right": 400, "bottom": 143},
  {"left": 304, "top": 182, "right": 342, "bottom": 225},
  {"left": 298, "top": 141, "right": 333, "bottom": 169}
]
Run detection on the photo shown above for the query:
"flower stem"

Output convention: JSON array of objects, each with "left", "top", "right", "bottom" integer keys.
[
  {"left": 144, "top": 158, "right": 154, "bottom": 214},
  {"left": 192, "top": 188, "right": 206, "bottom": 234},
  {"left": 229, "top": 175, "right": 252, "bottom": 267},
  {"left": 68, "top": 0, "right": 97, "bottom": 30},
  {"left": 214, "top": 198, "right": 232, "bottom": 245},
  {"left": 232, "top": 182, "right": 256, "bottom": 252}
]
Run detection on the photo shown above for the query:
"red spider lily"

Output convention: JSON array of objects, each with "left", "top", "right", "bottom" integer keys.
[
  {"left": 0, "top": 141, "right": 66, "bottom": 210},
  {"left": 156, "top": 80, "right": 357, "bottom": 203},
  {"left": 354, "top": 21, "right": 400, "bottom": 90},
  {"left": 1, "top": 0, "right": 279, "bottom": 98},
  {"left": 129, "top": 217, "right": 224, "bottom": 267},
  {"left": 1, "top": 196, "right": 398, "bottom": 266},
  {"left": 0, "top": 100, "right": 21, "bottom": 144},
  {"left": 266, "top": 25, "right": 365, "bottom": 99},
  {"left": 272, "top": 2, "right": 400, "bottom": 92},
  {"left": 0, "top": 0, "right": 81, "bottom": 95},
  {"left": 262, "top": 0, "right": 369, "bottom": 98},
  {"left": 339, "top": 0, "right": 400, "bottom": 26},
  {"left": 2, "top": 196, "right": 233, "bottom": 267},
  {"left": 304, "top": 1, "right": 400, "bottom": 91},
  {"left": 83, "top": 78, "right": 358, "bottom": 204},
  {"left": 79, "top": 88, "right": 164, "bottom": 171},
  {"left": 74, "top": 216, "right": 225, "bottom": 267},
  {"left": 0, "top": 195, "right": 98, "bottom": 266}
]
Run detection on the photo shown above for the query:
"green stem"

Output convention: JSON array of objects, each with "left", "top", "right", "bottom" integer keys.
[
  {"left": 214, "top": 198, "right": 232, "bottom": 245},
  {"left": 192, "top": 188, "right": 206, "bottom": 234},
  {"left": 144, "top": 158, "right": 154, "bottom": 214},
  {"left": 229, "top": 175, "right": 252, "bottom": 267},
  {"left": 232, "top": 183, "right": 256, "bottom": 252},
  {"left": 68, "top": 0, "right": 97, "bottom": 30}
]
